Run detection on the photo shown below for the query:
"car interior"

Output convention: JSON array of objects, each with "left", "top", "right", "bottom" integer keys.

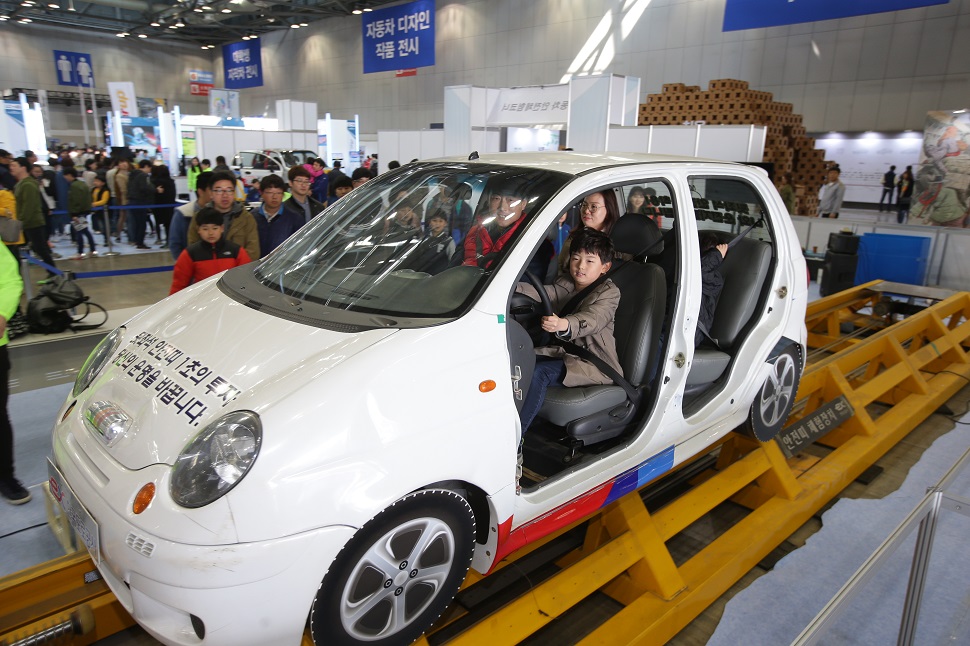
[{"left": 509, "top": 178, "right": 778, "bottom": 489}]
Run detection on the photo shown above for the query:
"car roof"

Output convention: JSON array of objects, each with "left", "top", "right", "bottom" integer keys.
[{"left": 430, "top": 151, "right": 746, "bottom": 176}]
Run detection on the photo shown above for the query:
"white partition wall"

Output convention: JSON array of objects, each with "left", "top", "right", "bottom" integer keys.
[
  {"left": 378, "top": 130, "right": 446, "bottom": 165},
  {"left": 605, "top": 124, "right": 766, "bottom": 162},
  {"left": 567, "top": 76, "right": 612, "bottom": 151},
  {"left": 194, "top": 127, "right": 317, "bottom": 162}
]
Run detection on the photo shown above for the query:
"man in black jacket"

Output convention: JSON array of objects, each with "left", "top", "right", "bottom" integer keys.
[
  {"left": 284, "top": 165, "right": 326, "bottom": 225},
  {"left": 127, "top": 160, "right": 155, "bottom": 249}
]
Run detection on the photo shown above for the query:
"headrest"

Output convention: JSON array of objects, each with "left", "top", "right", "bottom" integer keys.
[{"left": 610, "top": 213, "right": 664, "bottom": 257}]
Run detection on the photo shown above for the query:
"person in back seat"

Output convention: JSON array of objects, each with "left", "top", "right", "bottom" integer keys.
[
  {"left": 697, "top": 231, "right": 728, "bottom": 347},
  {"left": 515, "top": 230, "right": 622, "bottom": 434}
]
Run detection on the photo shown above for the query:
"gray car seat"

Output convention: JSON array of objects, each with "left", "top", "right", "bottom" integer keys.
[
  {"left": 539, "top": 214, "right": 667, "bottom": 446},
  {"left": 687, "top": 236, "right": 772, "bottom": 386}
]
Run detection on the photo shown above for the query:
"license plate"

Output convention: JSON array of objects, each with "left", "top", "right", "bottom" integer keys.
[{"left": 48, "top": 458, "right": 100, "bottom": 564}]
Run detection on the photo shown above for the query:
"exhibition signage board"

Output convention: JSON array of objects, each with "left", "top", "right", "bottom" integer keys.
[
  {"left": 223, "top": 39, "right": 263, "bottom": 89},
  {"left": 107, "top": 82, "right": 137, "bottom": 117},
  {"left": 362, "top": 0, "right": 435, "bottom": 74},
  {"left": 775, "top": 395, "right": 854, "bottom": 459},
  {"left": 190, "top": 70, "right": 215, "bottom": 96},
  {"left": 488, "top": 85, "right": 569, "bottom": 126},
  {"left": 53, "top": 50, "right": 95, "bottom": 87},
  {"left": 723, "top": 0, "right": 948, "bottom": 31},
  {"left": 908, "top": 110, "right": 970, "bottom": 227}
]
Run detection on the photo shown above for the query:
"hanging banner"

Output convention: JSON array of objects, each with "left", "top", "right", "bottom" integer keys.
[
  {"left": 362, "top": 0, "right": 435, "bottom": 74},
  {"left": 53, "top": 50, "right": 95, "bottom": 87},
  {"left": 107, "top": 81, "right": 137, "bottom": 117},
  {"left": 724, "top": 0, "right": 949, "bottom": 31},
  {"left": 189, "top": 70, "right": 215, "bottom": 96},
  {"left": 223, "top": 39, "right": 263, "bottom": 89}
]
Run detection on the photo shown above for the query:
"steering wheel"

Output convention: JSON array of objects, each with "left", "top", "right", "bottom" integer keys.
[{"left": 523, "top": 270, "right": 553, "bottom": 317}]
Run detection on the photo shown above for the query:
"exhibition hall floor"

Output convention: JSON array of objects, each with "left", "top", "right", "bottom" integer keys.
[{"left": 3, "top": 208, "right": 967, "bottom": 645}]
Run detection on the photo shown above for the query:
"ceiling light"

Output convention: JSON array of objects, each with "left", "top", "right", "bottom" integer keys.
[
  {"left": 352, "top": 8, "right": 362, "bottom": 14},
  {"left": 150, "top": 21, "right": 160, "bottom": 26},
  {"left": 21, "top": 1, "right": 35, "bottom": 6},
  {"left": 194, "top": 7, "right": 202, "bottom": 11},
  {"left": 221, "top": 8, "right": 231, "bottom": 13},
  {"left": 241, "top": 35, "right": 249, "bottom": 40},
  {"left": 363, "top": 6, "right": 372, "bottom": 11},
  {"left": 299, "top": 22, "right": 307, "bottom": 27},
  {"left": 202, "top": 4, "right": 212, "bottom": 9},
  {"left": 116, "top": 32, "right": 128, "bottom": 37},
  {"left": 20, "top": 17, "right": 32, "bottom": 22},
  {"left": 169, "top": 24, "right": 178, "bottom": 29},
  {"left": 201, "top": 45, "right": 207, "bottom": 49},
  {"left": 176, "top": 20, "right": 185, "bottom": 27},
  {"left": 290, "top": 23, "right": 299, "bottom": 28},
  {"left": 0, "top": 15, "right": 8, "bottom": 21},
  {"left": 48, "top": 2, "right": 60, "bottom": 7},
  {"left": 138, "top": 33, "right": 147, "bottom": 38}
]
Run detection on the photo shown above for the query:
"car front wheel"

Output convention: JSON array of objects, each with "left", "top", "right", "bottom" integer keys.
[
  {"left": 309, "top": 489, "right": 476, "bottom": 646},
  {"left": 742, "top": 344, "right": 802, "bottom": 442}
]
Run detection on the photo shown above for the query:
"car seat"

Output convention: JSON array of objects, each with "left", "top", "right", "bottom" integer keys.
[
  {"left": 686, "top": 236, "right": 772, "bottom": 388},
  {"left": 538, "top": 213, "right": 667, "bottom": 446}
]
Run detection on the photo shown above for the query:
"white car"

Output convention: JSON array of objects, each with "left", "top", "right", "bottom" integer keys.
[
  {"left": 49, "top": 152, "right": 807, "bottom": 646},
  {"left": 231, "top": 148, "right": 317, "bottom": 184}
]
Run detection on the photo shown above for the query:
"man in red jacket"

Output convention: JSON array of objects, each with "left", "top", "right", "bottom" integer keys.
[{"left": 170, "top": 207, "right": 251, "bottom": 294}]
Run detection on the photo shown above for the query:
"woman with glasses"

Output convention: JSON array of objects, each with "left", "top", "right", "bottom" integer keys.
[{"left": 556, "top": 190, "right": 620, "bottom": 276}]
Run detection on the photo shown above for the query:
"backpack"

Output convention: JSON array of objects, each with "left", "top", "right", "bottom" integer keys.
[{"left": 26, "top": 275, "right": 106, "bottom": 334}]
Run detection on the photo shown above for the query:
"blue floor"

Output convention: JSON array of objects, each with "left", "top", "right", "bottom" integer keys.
[
  {"left": 709, "top": 415, "right": 970, "bottom": 646},
  {"left": 1, "top": 383, "right": 74, "bottom": 578}
]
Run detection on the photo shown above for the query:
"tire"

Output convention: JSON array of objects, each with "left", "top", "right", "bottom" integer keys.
[
  {"left": 742, "top": 344, "right": 802, "bottom": 442},
  {"left": 309, "top": 489, "right": 476, "bottom": 646}
]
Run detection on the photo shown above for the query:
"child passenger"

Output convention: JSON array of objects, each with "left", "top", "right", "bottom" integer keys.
[
  {"left": 697, "top": 231, "right": 728, "bottom": 347},
  {"left": 515, "top": 229, "right": 623, "bottom": 433},
  {"left": 169, "top": 207, "right": 251, "bottom": 294}
]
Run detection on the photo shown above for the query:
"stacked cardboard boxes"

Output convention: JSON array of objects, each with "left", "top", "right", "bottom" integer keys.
[{"left": 638, "top": 79, "right": 832, "bottom": 215}]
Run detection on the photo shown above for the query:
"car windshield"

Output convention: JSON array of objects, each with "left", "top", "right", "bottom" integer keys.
[
  {"left": 252, "top": 162, "right": 570, "bottom": 320},
  {"left": 281, "top": 150, "right": 316, "bottom": 166}
]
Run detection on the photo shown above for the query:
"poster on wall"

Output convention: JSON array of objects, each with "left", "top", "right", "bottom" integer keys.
[
  {"left": 723, "top": 0, "right": 949, "bottom": 31},
  {"left": 181, "top": 130, "right": 197, "bottom": 158},
  {"left": 189, "top": 70, "right": 214, "bottom": 96},
  {"left": 209, "top": 89, "right": 241, "bottom": 122},
  {"left": 362, "top": 0, "right": 434, "bottom": 74},
  {"left": 908, "top": 110, "right": 970, "bottom": 228},
  {"left": 0, "top": 101, "right": 27, "bottom": 155},
  {"left": 119, "top": 117, "right": 161, "bottom": 153},
  {"left": 223, "top": 39, "right": 263, "bottom": 89},
  {"left": 813, "top": 132, "right": 922, "bottom": 203}
]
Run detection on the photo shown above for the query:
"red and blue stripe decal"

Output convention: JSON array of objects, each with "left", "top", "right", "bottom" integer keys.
[{"left": 491, "top": 446, "right": 676, "bottom": 568}]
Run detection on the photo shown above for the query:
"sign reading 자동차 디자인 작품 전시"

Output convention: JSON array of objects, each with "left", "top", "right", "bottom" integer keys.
[{"left": 362, "top": 0, "right": 435, "bottom": 74}]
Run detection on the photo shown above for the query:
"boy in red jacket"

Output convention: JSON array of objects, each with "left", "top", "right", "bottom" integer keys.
[{"left": 170, "top": 207, "right": 251, "bottom": 294}]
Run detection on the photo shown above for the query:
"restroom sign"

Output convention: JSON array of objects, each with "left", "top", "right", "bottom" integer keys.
[{"left": 53, "top": 50, "right": 95, "bottom": 87}]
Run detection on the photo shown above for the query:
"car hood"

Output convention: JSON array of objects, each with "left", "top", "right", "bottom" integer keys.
[{"left": 81, "top": 279, "right": 396, "bottom": 470}]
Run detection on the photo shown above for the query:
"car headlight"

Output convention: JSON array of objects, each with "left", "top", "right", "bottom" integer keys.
[
  {"left": 73, "top": 327, "right": 125, "bottom": 397},
  {"left": 170, "top": 411, "right": 262, "bottom": 509}
]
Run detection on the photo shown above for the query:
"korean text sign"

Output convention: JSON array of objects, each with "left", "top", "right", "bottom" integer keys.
[
  {"left": 362, "top": 0, "right": 434, "bottom": 74},
  {"left": 222, "top": 39, "right": 263, "bottom": 89}
]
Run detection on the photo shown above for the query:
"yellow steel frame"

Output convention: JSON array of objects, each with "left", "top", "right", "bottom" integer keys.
[
  {"left": 416, "top": 287, "right": 970, "bottom": 645},
  {"left": 5, "top": 284, "right": 970, "bottom": 646}
]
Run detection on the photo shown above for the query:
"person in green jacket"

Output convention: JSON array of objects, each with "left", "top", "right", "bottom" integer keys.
[
  {"left": 10, "top": 158, "right": 57, "bottom": 279},
  {"left": 186, "top": 157, "right": 201, "bottom": 192},
  {"left": 778, "top": 173, "right": 796, "bottom": 215},
  {"left": 64, "top": 167, "right": 97, "bottom": 258},
  {"left": 0, "top": 242, "right": 28, "bottom": 504}
]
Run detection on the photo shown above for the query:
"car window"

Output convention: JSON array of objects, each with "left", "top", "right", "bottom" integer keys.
[
  {"left": 688, "top": 176, "right": 772, "bottom": 244},
  {"left": 282, "top": 150, "right": 315, "bottom": 166},
  {"left": 236, "top": 152, "right": 256, "bottom": 168},
  {"left": 251, "top": 164, "right": 571, "bottom": 320}
]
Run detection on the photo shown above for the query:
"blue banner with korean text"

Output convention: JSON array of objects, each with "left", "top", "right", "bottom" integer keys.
[
  {"left": 362, "top": 0, "right": 435, "bottom": 74},
  {"left": 222, "top": 39, "right": 263, "bottom": 89},
  {"left": 723, "top": 0, "right": 948, "bottom": 31}
]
